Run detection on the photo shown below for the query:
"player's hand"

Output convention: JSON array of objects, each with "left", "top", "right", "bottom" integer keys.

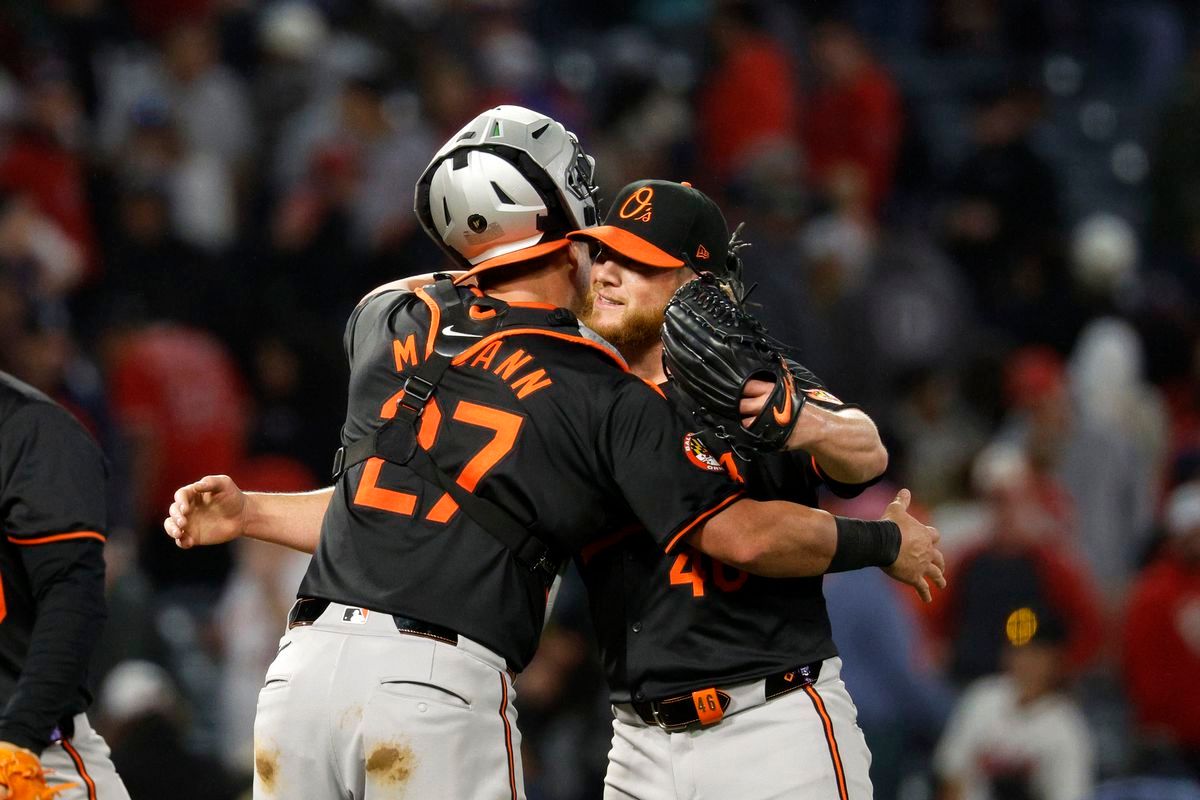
[
  {"left": 739, "top": 379, "right": 774, "bottom": 427},
  {"left": 880, "top": 489, "right": 946, "bottom": 603},
  {"left": 163, "top": 475, "right": 247, "bottom": 549}
]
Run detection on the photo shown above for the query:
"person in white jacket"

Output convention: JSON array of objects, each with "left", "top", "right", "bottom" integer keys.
[{"left": 934, "top": 606, "right": 1094, "bottom": 800}]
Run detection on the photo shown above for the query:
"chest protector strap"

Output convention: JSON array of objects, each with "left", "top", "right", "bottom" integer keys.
[{"left": 332, "top": 277, "right": 573, "bottom": 586}]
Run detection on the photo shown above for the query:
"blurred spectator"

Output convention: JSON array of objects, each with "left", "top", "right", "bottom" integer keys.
[
  {"left": 827, "top": 569, "right": 955, "bottom": 800},
  {"left": 1122, "top": 481, "right": 1200, "bottom": 779},
  {"left": 245, "top": 334, "right": 342, "bottom": 479},
  {"left": 277, "top": 68, "right": 435, "bottom": 255},
  {"left": 1001, "top": 344, "right": 1158, "bottom": 592},
  {"left": 892, "top": 368, "right": 991, "bottom": 506},
  {"left": 696, "top": 0, "right": 800, "bottom": 188},
  {"left": 97, "top": 660, "right": 243, "bottom": 800},
  {"left": 1150, "top": 43, "right": 1200, "bottom": 289},
  {"left": 92, "top": 176, "right": 224, "bottom": 333},
  {"left": 515, "top": 572, "right": 611, "bottom": 800},
  {"left": 0, "top": 59, "right": 98, "bottom": 275},
  {"left": 215, "top": 456, "right": 316, "bottom": 778},
  {"left": 99, "top": 18, "right": 255, "bottom": 170},
  {"left": 1066, "top": 318, "right": 1167, "bottom": 558},
  {"left": 0, "top": 188, "right": 85, "bottom": 298},
  {"left": 941, "top": 84, "right": 1061, "bottom": 324},
  {"left": 109, "top": 97, "right": 238, "bottom": 252},
  {"left": 96, "top": 19, "right": 253, "bottom": 250},
  {"left": 928, "top": 443, "right": 1104, "bottom": 684},
  {"left": 253, "top": 2, "right": 331, "bottom": 162},
  {"left": 801, "top": 19, "right": 903, "bottom": 213},
  {"left": 102, "top": 321, "right": 247, "bottom": 591},
  {"left": 933, "top": 607, "right": 1095, "bottom": 800}
]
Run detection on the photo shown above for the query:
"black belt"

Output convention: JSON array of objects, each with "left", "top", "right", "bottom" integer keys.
[
  {"left": 287, "top": 598, "right": 459, "bottom": 646},
  {"left": 632, "top": 660, "right": 823, "bottom": 732}
]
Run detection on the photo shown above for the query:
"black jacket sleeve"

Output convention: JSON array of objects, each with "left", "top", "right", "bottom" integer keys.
[
  {"left": 0, "top": 403, "right": 109, "bottom": 752},
  {"left": 0, "top": 539, "right": 106, "bottom": 752}
]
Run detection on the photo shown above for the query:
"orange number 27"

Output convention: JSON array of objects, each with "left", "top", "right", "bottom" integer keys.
[{"left": 354, "top": 400, "right": 523, "bottom": 524}]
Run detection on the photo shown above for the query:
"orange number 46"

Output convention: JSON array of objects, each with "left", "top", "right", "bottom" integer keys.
[{"left": 669, "top": 550, "right": 749, "bottom": 597}]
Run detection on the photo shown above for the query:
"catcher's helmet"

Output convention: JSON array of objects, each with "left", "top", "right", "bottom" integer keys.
[{"left": 415, "top": 105, "right": 598, "bottom": 281}]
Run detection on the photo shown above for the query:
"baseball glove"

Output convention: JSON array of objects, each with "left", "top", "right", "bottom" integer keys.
[
  {"left": 661, "top": 273, "right": 803, "bottom": 456},
  {"left": 0, "top": 748, "right": 74, "bottom": 800}
]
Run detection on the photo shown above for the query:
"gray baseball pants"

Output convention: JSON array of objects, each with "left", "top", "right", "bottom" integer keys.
[
  {"left": 254, "top": 601, "right": 524, "bottom": 799},
  {"left": 604, "top": 657, "right": 873, "bottom": 800},
  {"left": 43, "top": 713, "right": 131, "bottom": 800}
]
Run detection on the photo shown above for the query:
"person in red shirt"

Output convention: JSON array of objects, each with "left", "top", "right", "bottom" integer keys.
[
  {"left": 0, "top": 62, "right": 98, "bottom": 279},
  {"left": 927, "top": 444, "right": 1104, "bottom": 685},
  {"left": 1122, "top": 481, "right": 1200, "bottom": 776},
  {"left": 106, "top": 322, "right": 247, "bottom": 589},
  {"left": 801, "top": 20, "right": 903, "bottom": 214},
  {"left": 696, "top": 2, "right": 800, "bottom": 186}
]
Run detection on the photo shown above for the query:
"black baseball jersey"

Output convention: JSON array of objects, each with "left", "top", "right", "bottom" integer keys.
[
  {"left": 579, "top": 378, "right": 877, "bottom": 703},
  {"left": 0, "top": 372, "right": 108, "bottom": 753},
  {"left": 299, "top": 286, "right": 744, "bottom": 671}
]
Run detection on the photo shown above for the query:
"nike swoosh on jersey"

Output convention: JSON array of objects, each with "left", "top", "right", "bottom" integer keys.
[{"left": 441, "top": 325, "right": 483, "bottom": 339}]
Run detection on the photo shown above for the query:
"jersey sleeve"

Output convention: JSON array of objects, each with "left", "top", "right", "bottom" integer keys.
[
  {"left": 0, "top": 405, "right": 107, "bottom": 542},
  {"left": 344, "top": 288, "right": 420, "bottom": 363},
  {"left": 598, "top": 379, "right": 743, "bottom": 553},
  {"left": 786, "top": 359, "right": 859, "bottom": 412}
]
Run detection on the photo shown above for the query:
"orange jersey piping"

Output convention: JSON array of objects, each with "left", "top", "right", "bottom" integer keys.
[
  {"left": 664, "top": 491, "right": 745, "bottom": 553},
  {"left": 413, "top": 286, "right": 441, "bottom": 359},
  {"left": 7, "top": 531, "right": 106, "bottom": 546},
  {"left": 451, "top": 328, "right": 629, "bottom": 372}
]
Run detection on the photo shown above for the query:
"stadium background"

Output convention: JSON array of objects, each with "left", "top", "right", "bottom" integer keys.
[{"left": 1, "top": 0, "right": 1199, "bottom": 797}]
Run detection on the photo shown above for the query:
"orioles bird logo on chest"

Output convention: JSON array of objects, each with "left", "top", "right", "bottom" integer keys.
[{"left": 618, "top": 186, "right": 654, "bottom": 223}]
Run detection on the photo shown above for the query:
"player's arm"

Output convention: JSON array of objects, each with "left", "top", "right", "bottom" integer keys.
[
  {"left": 740, "top": 378, "right": 887, "bottom": 484},
  {"left": 606, "top": 380, "right": 943, "bottom": 600},
  {"left": 0, "top": 406, "right": 108, "bottom": 754},
  {"left": 164, "top": 476, "right": 331, "bottom": 554},
  {"left": 691, "top": 489, "right": 945, "bottom": 601}
]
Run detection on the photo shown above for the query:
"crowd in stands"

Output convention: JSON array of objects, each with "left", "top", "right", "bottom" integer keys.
[{"left": 2, "top": 1, "right": 1200, "bottom": 798}]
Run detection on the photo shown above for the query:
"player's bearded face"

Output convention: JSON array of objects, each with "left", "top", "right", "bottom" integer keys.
[
  {"left": 580, "top": 256, "right": 687, "bottom": 354},
  {"left": 581, "top": 286, "right": 669, "bottom": 352}
]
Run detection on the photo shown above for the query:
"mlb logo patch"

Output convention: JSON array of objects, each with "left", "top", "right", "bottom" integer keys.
[{"left": 342, "top": 608, "right": 369, "bottom": 624}]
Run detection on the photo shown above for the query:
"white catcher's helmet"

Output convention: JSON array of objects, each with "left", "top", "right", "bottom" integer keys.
[{"left": 415, "top": 105, "right": 598, "bottom": 280}]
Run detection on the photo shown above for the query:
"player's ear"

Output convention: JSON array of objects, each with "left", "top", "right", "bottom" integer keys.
[{"left": 568, "top": 241, "right": 591, "bottom": 272}]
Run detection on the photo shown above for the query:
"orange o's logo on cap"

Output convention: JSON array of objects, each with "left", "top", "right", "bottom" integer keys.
[{"left": 619, "top": 186, "right": 654, "bottom": 223}]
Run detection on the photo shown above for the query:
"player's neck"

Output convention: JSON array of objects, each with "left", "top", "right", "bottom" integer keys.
[
  {"left": 627, "top": 343, "right": 668, "bottom": 385},
  {"left": 482, "top": 261, "right": 577, "bottom": 309}
]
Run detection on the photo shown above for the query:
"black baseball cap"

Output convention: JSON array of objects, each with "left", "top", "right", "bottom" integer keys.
[{"left": 567, "top": 180, "right": 730, "bottom": 271}]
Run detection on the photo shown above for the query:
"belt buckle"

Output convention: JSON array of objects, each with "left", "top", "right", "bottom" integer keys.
[{"left": 649, "top": 702, "right": 687, "bottom": 732}]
